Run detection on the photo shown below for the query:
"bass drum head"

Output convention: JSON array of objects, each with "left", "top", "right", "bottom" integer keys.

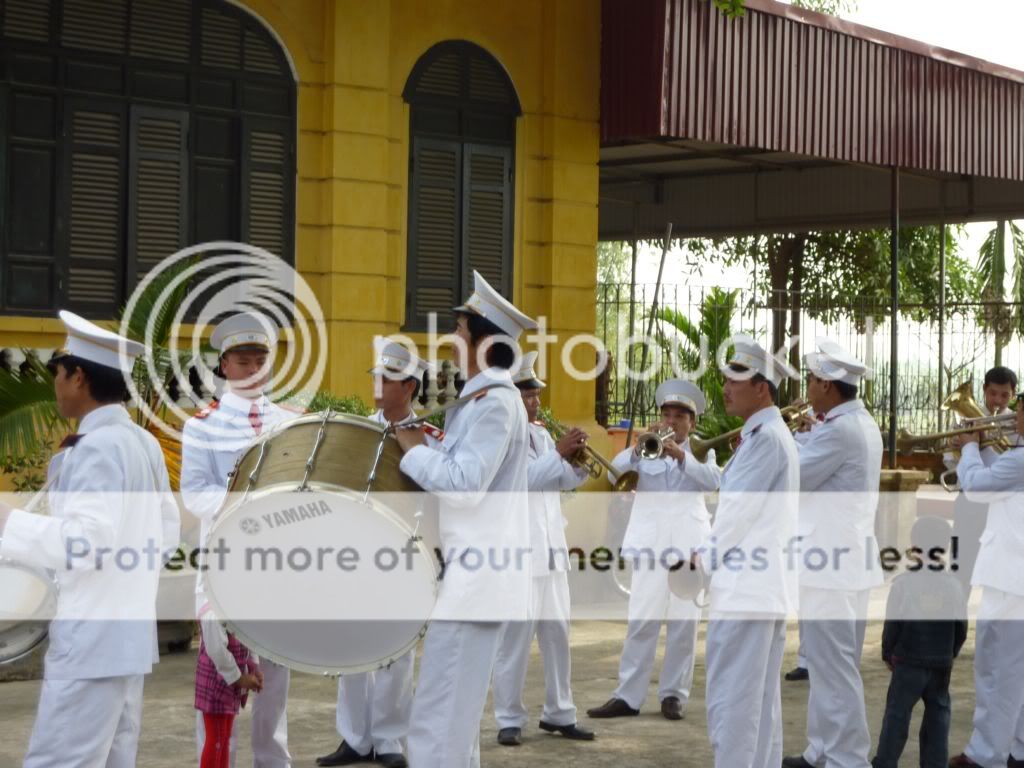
[
  {"left": 205, "top": 484, "right": 438, "bottom": 675},
  {"left": 0, "top": 559, "right": 56, "bottom": 665}
]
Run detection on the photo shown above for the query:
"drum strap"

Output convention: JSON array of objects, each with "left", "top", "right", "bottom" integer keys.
[{"left": 390, "top": 383, "right": 506, "bottom": 430}]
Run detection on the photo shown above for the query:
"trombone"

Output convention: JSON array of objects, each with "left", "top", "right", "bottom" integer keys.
[
  {"left": 542, "top": 415, "right": 639, "bottom": 492},
  {"left": 895, "top": 413, "right": 1017, "bottom": 491},
  {"left": 686, "top": 399, "right": 813, "bottom": 464}
]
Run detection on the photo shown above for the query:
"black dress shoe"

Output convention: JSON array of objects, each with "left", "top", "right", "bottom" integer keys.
[
  {"left": 586, "top": 697, "right": 640, "bottom": 718},
  {"left": 781, "top": 756, "right": 816, "bottom": 768},
  {"left": 1007, "top": 756, "right": 1024, "bottom": 768},
  {"left": 660, "top": 696, "right": 685, "bottom": 720},
  {"left": 497, "top": 727, "right": 522, "bottom": 746},
  {"left": 539, "top": 721, "right": 595, "bottom": 740},
  {"left": 784, "top": 666, "right": 810, "bottom": 681},
  {"left": 317, "top": 741, "right": 374, "bottom": 766},
  {"left": 375, "top": 754, "right": 408, "bottom": 768}
]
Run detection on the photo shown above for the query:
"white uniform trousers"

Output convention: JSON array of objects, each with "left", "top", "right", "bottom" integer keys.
[
  {"left": 195, "top": 659, "right": 291, "bottom": 767},
  {"left": 965, "top": 588, "right": 1024, "bottom": 767},
  {"left": 24, "top": 675, "right": 145, "bottom": 768},
  {"left": 797, "top": 622, "right": 808, "bottom": 669},
  {"left": 408, "top": 620, "right": 502, "bottom": 768},
  {"left": 492, "top": 572, "right": 577, "bottom": 729},
  {"left": 613, "top": 558, "right": 699, "bottom": 710},
  {"left": 335, "top": 649, "right": 414, "bottom": 756},
  {"left": 705, "top": 617, "right": 787, "bottom": 768},
  {"left": 800, "top": 588, "right": 871, "bottom": 768}
]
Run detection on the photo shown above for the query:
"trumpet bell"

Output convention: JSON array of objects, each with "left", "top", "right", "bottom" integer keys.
[{"left": 611, "top": 469, "right": 639, "bottom": 493}]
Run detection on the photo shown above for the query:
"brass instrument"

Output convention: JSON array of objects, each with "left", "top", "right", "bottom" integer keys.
[
  {"left": 687, "top": 399, "right": 812, "bottom": 464},
  {"left": 937, "top": 381, "right": 1015, "bottom": 491},
  {"left": 896, "top": 417, "right": 1016, "bottom": 453},
  {"left": 637, "top": 426, "right": 676, "bottom": 460},
  {"left": 542, "top": 415, "right": 639, "bottom": 493}
]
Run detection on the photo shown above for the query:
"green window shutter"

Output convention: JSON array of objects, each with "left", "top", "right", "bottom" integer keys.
[
  {"left": 407, "top": 137, "right": 461, "bottom": 331},
  {"left": 126, "top": 106, "right": 189, "bottom": 292},
  {"left": 62, "top": 99, "right": 126, "bottom": 316},
  {"left": 462, "top": 143, "right": 512, "bottom": 299},
  {"left": 241, "top": 117, "right": 292, "bottom": 260}
]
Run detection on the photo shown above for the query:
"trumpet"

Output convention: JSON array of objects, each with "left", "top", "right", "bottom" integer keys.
[
  {"left": 896, "top": 416, "right": 1017, "bottom": 453},
  {"left": 636, "top": 426, "right": 676, "bottom": 460},
  {"left": 543, "top": 415, "right": 639, "bottom": 492}
]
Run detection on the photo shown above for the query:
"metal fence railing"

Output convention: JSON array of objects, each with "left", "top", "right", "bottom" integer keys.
[{"left": 595, "top": 282, "right": 1024, "bottom": 435}]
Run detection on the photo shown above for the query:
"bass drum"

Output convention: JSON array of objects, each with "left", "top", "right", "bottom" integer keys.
[
  {"left": 206, "top": 412, "right": 439, "bottom": 676},
  {"left": 0, "top": 558, "right": 57, "bottom": 665}
]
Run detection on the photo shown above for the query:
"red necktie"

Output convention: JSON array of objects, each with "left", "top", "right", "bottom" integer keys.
[
  {"left": 249, "top": 403, "right": 263, "bottom": 436},
  {"left": 816, "top": 411, "right": 826, "bottom": 422}
]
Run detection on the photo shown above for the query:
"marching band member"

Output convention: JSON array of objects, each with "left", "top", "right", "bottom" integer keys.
[
  {"left": 180, "top": 312, "right": 298, "bottom": 768},
  {"left": 948, "top": 392, "right": 1024, "bottom": 768},
  {"left": 317, "top": 340, "right": 439, "bottom": 768},
  {"left": 394, "top": 271, "right": 535, "bottom": 768},
  {"left": 588, "top": 379, "right": 720, "bottom": 722},
  {"left": 696, "top": 336, "right": 798, "bottom": 768},
  {"left": 944, "top": 367, "right": 1020, "bottom": 596},
  {"left": 0, "top": 310, "right": 180, "bottom": 768},
  {"left": 492, "top": 351, "right": 594, "bottom": 746},
  {"left": 782, "top": 339, "right": 882, "bottom": 768}
]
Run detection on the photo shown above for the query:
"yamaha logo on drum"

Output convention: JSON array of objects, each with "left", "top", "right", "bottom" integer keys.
[
  {"left": 239, "top": 517, "right": 262, "bottom": 535},
  {"left": 247, "top": 499, "right": 336, "bottom": 531}
]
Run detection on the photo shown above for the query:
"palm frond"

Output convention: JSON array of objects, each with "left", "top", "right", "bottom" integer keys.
[
  {"left": 977, "top": 223, "right": 1007, "bottom": 301},
  {"left": 119, "top": 255, "right": 198, "bottom": 347},
  {"left": 1011, "top": 221, "right": 1024, "bottom": 335},
  {"left": 0, "top": 357, "right": 67, "bottom": 460}
]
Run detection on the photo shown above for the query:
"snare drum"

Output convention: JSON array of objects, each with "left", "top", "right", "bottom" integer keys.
[
  {"left": 205, "top": 412, "right": 439, "bottom": 675},
  {"left": 0, "top": 558, "right": 57, "bottom": 665}
]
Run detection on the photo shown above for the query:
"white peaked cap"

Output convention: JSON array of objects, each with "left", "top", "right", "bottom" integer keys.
[
  {"left": 454, "top": 270, "right": 538, "bottom": 340},
  {"left": 210, "top": 312, "right": 278, "bottom": 354},
  {"left": 369, "top": 339, "right": 432, "bottom": 379},
  {"left": 805, "top": 337, "right": 870, "bottom": 386},
  {"left": 56, "top": 310, "right": 145, "bottom": 375},
  {"left": 511, "top": 350, "right": 545, "bottom": 389},
  {"left": 726, "top": 334, "right": 794, "bottom": 386},
  {"left": 655, "top": 379, "right": 706, "bottom": 415}
]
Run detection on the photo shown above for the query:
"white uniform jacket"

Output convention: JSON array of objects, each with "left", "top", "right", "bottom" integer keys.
[
  {"left": 180, "top": 391, "right": 297, "bottom": 592},
  {"left": 795, "top": 399, "right": 884, "bottom": 591},
  {"left": 399, "top": 368, "right": 531, "bottom": 622},
  {"left": 612, "top": 439, "right": 721, "bottom": 560},
  {"left": 1, "top": 404, "right": 180, "bottom": 679},
  {"left": 701, "top": 406, "right": 799, "bottom": 616},
  {"left": 525, "top": 422, "right": 588, "bottom": 575},
  {"left": 959, "top": 442, "right": 1024, "bottom": 598}
]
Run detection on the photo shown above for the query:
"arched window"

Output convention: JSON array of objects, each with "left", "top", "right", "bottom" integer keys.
[
  {"left": 402, "top": 40, "right": 520, "bottom": 332},
  {"left": 0, "top": 0, "right": 295, "bottom": 317}
]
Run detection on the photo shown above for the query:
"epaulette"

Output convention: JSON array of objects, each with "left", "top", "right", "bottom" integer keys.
[
  {"left": 192, "top": 401, "right": 221, "bottom": 420},
  {"left": 473, "top": 390, "right": 488, "bottom": 400},
  {"left": 531, "top": 420, "right": 545, "bottom": 427},
  {"left": 422, "top": 424, "right": 445, "bottom": 440},
  {"left": 278, "top": 403, "right": 307, "bottom": 414}
]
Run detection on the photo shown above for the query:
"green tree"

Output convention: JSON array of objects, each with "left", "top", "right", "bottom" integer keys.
[
  {"left": 714, "top": 0, "right": 854, "bottom": 18},
  {"left": 976, "top": 220, "right": 1024, "bottom": 365}
]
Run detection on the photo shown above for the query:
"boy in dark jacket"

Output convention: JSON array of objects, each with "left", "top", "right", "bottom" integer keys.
[{"left": 872, "top": 516, "right": 968, "bottom": 768}]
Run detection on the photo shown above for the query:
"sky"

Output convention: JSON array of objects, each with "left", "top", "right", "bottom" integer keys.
[{"left": 633, "top": 0, "right": 1021, "bottom": 286}]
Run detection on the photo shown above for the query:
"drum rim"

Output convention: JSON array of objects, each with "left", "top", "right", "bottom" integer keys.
[
  {"left": 204, "top": 482, "right": 438, "bottom": 676},
  {"left": 0, "top": 557, "right": 57, "bottom": 665}
]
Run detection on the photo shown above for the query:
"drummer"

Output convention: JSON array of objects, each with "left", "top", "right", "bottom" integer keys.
[
  {"left": 394, "top": 270, "right": 536, "bottom": 768},
  {"left": 0, "top": 309, "right": 180, "bottom": 767},
  {"left": 317, "top": 339, "right": 440, "bottom": 768},
  {"left": 180, "top": 311, "right": 299, "bottom": 768}
]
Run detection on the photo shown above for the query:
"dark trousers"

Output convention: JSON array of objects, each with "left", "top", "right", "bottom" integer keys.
[{"left": 873, "top": 663, "right": 952, "bottom": 768}]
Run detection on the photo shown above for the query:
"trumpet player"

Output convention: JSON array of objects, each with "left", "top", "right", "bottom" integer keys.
[
  {"left": 491, "top": 351, "right": 595, "bottom": 746},
  {"left": 587, "top": 380, "right": 721, "bottom": 722},
  {"left": 947, "top": 391, "right": 1024, "bottom": 768},
  {"left": 945, "top": 367, "right": 1020, "bottom": 596},
  {"left": 782, "top": 339, "right": 881, "bottom": 768}
]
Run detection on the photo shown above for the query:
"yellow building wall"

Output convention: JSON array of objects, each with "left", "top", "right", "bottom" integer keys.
[{"left": 0, "top": 0, "right": 602, "bottom": 425}]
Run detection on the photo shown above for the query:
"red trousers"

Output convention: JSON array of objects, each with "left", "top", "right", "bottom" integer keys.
[{"left": 200, "top": 713, "right": 235, "bottom": 768}]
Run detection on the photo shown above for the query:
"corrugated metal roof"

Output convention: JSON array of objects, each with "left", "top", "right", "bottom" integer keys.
[{"left": 602, "top": 0, "right": 1024, "bottom": 182}]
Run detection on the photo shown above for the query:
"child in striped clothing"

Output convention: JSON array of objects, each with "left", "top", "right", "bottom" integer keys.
[{"left": 195, "top": 603, "right": 263, "bottom": 768}]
